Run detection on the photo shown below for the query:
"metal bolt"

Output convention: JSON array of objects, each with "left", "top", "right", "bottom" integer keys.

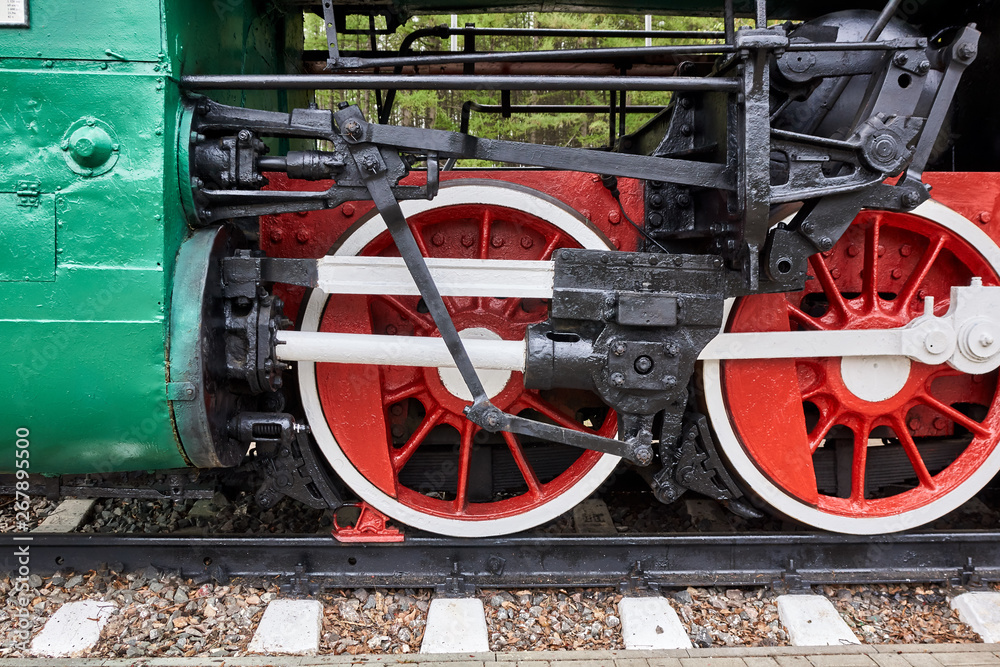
[
  {"left": 908, "top": 418, "right": 921, "bottom": 431},
  {"left": 612, "top": 341, "right": 627, "bottom": 356},
  {"left": 899, "top": 244, "right": 912, "bottom": 257},
  {"left": 633, "top": 445, "right": 653, "bottom": 466},
  {"left": 269, "top": 229, "right": 283, "bottom": 244},
  {"left": 831, "top": 268, "right": 841, "bottom": 279},
  {"left": 891, "top": 268, "right": 903, "bottom": 280},
  {"left": 296, "top": 230, "right": 310, "bottom": 244},
  {"left": 980, "top": 333, "right": 995, "bottom": 348},
  {"left": 877, "top": 245, "right": 886, "bottom": 257},
  {"left": 634, "top": 355, "right": 654, "bottom": 375},
  {"left": 647, "top": 213, "right": 663, "bottom": 228},
  {"left": 663, "top": 376, "right": 677, "bottom": 389},
  {"left": 391, "top": 424, "right": 406, "bottom": 438},
  {"left": 818, "top": 237, "right": 833, "bottom": 251},
  {"left": 487, "top": 412, "right": 501, "bottom": 428},
  {"left": 608, "top": 209, "right": 621, "bottom": 224},
  {"left": 343, "top": 119, "right": 363, "bottom": 139},
  {"left": 673, "top": 256, "right": 684, "bottom": 267},
  {"left": 801, "top": 221, "right": 814, "bottom": 235},
  {"left": 390, "top": 404, "right": 404, "bottom": 416},
  {"left": 649, "top": 194, "right": 663, "bottom": 208},
  {"left": 520, "top": 236, "right": 533, "bottom": 249},
  {"left": 933, "top": 418, "right": 948, "bottom": 430},
  {"left": 385, "top": 324, "right": 397, "bottom": 335},
  {"left": 361, "top": 154, "right": 380, "bottom": 173},
  {"left": 611, "top": 372, "right": 626, "bottom": 387},
  {"left": 917, "top": 60, "right": 931, "bottom": 74},
  {"left": 461, "top": 234, "right": 474, "bottom": 248},
  {"left": 238, "top": 129, "right": 252, "bottom": 142},
  {"left": 676, "top": 193, "right": 692, "bottom": 207},
  {"left": 679, "top": 97, "right": 692, "bottom": 110},
  {"left": 680, "top": 124, "right": 693, "bottom": 137},
  {"left": 431, "top": 232, "right": 445, "bottom": 247},
  {"left": 958, "top": 42, "right": 977, "bottom": 62},
  {"left": 893, "top": 52, "right": 908, "bottom": 67},
  {"left": 342, "top": 203, "right": 355, "bottom": 217},
  {"left": 847, "top": 244, "right": 860, "bottom": 257},
  {"left": 491, "top": 236, "right": 504, "bottom": 248},
  {"left": 902, "top": 191, "right": 921, "bottom": 208},
  {"left": 979, "top": 211, "right": 992, "bottom": 225}
]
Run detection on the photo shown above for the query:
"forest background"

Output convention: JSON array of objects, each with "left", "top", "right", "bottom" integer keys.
[{"left": 304, "top": 11, "right": 733, "bottom": 160}]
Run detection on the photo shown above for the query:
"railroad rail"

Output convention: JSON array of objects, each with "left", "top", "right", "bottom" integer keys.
[{"left": 4, "top": 531, "right": 999, "bottom": 592}]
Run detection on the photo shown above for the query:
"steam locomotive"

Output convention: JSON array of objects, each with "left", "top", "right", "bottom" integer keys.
[{"left": 3, "top": 0, "right": 999, "bottom": 537}]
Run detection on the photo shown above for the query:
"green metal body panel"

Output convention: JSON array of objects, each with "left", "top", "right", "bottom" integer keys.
[
  {"left": 0, "top": 0, "right": 302, "bottom": 474},
  {"left": 0, "top": 194, "right": 55, "bottom": 282}
]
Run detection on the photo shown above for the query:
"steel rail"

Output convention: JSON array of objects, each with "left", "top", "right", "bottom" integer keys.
[{"left": 3, "top": 531, "right": 997, "bottom": 589}]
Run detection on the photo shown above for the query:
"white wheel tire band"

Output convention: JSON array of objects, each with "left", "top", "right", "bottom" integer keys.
[
  {"left": 299, "top": 181, "right": 622, "bottom": 537},
  {"left": 702, "top": 200, "right": 1000, "bottom": 534}
]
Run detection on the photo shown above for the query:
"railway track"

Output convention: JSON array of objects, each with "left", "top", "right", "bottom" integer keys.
[{"left": 5, "top": 530, "right": 1000, "bottom": 591}]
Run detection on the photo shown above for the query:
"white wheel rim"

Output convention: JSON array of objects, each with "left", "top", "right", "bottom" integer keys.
[
  {"left": 702, "top": 200, "right": 1000, "bottom": 534},
  {"left": 299, "top": 181, "right": 621, "bottom": 537}
]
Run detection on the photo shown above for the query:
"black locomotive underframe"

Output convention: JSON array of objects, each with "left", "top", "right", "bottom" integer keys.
[{"left": 3, "top": 531, "right": 999, "bottom": 592}]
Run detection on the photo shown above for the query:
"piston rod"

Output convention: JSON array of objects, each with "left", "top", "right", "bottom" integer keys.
[{"left": 276, "top": 330, "right": 527, "bottom": 371}]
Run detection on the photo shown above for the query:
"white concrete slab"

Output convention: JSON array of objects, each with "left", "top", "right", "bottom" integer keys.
[
  {"left": 29, "top": 600, "right": 115, "bottom": 657},
  {"left": 32, "top": 498, "right": 97, "bottom": 533},
  {"left": 573, "top": 498, "right": 617, "bottom": 535},
  {"left": 776, "top": 594, "right": 861, "bottom": 646},
  {"left": 951, "top": 591, "right": 1000, "bottom": 642},
  {"left": 420, "top": 597, "right": 489, "bottom": 653},
  {"left": 248, "top": 599, "right": 323, "bottom": 655},
  {"left": 618, "top": 596, "right": 693, "bottom": 650},
  {"left": 684, "top": 499, "right": 735, "bottom": 532}
]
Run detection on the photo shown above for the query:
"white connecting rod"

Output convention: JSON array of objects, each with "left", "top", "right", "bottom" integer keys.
[
  {"left": 276, "top": 330, "right": 527, "bottom": 371},
  {"left": 317, "top": 256, "right": 554, "bottom": 298}
]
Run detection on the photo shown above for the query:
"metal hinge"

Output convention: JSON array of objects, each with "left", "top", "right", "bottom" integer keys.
[{"left": 16, "top": 180, "right": 41, "bottom": 208}]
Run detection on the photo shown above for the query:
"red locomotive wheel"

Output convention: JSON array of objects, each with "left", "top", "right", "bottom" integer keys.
[
  {"left": 703, "top": 202, "right": 1000, "bottom": 533},
  {"left": 299, "top": 183, "right": 621, "bottom": 536}
]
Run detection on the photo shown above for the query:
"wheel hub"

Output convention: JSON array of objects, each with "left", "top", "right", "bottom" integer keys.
[
  {"left": 437, "top": 327, "right": 512, "bottom": 401},
  {"left": 840, "top": 355, "right": 911, "bottom": 402}
]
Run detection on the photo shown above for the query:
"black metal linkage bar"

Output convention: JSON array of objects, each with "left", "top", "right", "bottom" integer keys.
[
  {"left": 181, "top": 74, "right": 739, "bottom": 92},
  {"left": 333, "top": 44, "right": 736, "bottom": 70},
  {"left": 402, "top": 26, "right": 728, "bottom": 42},
  {"left": 4, "top": 532, "right": 999, "bottom": 588}
]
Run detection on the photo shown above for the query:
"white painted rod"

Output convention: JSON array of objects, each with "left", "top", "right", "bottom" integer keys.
[
  {"left": 276, "top": 330, "right": 527, "bottom": 371},
  {"left": 317, "top": 256, "right": 554, "bottom": 298}
]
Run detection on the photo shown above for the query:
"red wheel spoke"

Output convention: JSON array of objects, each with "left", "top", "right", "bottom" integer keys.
[
  {"left": 863, "top": 219, "right": 882, "bottom": 309},
  {"left": 454, "top": 421, "right": 475, "bottom": 513},
  {"left": 894, "top": 417, "right": 937, "bottom": 490},
  {"left": 809, "top": 255, "right": 849, "bottom": 318},
  {"left": 898, "top": 234, "right": 946, "bottom": 310},
  {"left": 919, "top": 395, "right": 990, "bottom": 437},
  {"left": 412, "top": 226, "right": 431, "bottom": 257},
  {"left": 392, "top": 407, "right": 444, "bottom": 470},
  {"left": 380, "top": 295, "right": 433, "bottom": 333},
  {"left": 382, "top": 382, "right": 424, "bottom": 406},
  {"left": 504, "top": 298, "right": 524, "bottom": 318},
  {"left": 479, "top": 209, "right": 494, "bottom": 260},
  {"left": 786, "top": 302, "right": 829, "bottom": 330},
  {"left": 503, "top": 431, "right": 543, "bottom": 497},
  {"left": 540, "top": 233, "right": 564, "bottom": 261},
  {"left": 519, "top": 393, "right": 586, "bottom": 432},
  {"left": 807, "top": 409, "right": 838, "bottom": 454},
  {"left": 850, "top": 423, "right": 870, "bottom": 504}
]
